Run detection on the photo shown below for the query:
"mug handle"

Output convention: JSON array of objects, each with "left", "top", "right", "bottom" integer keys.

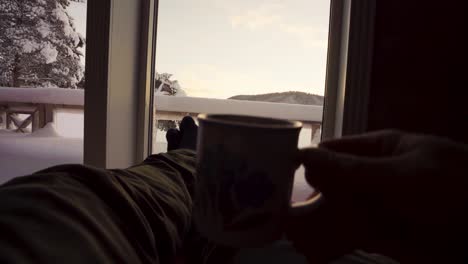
[{"left": 289, "top": 190, "right": 323, "bottom": 217}]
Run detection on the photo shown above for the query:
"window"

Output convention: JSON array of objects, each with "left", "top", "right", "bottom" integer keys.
[
  {"left": 0, "top": 0, "right": 87, "bottom": 182},
  {"left": 0, "top": 0, "right": 373, "bottom": 181},
  {"left": 80, "top": 0, "right": 374, "bottom": 169},
  {"left": 151, "top": 0, "right": 331, "bottom": 200},
  {"left": 152, "top": 0, "right": 331, "bottom": 150}
]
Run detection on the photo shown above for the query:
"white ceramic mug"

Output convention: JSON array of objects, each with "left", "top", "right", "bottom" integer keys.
[{"left": 193, "top": 114, "right": 322, "bottom": 247}]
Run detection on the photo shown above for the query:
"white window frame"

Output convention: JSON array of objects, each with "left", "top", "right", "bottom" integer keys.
[
  {"left": 84, "top": 0, "right": 157, "bottom": 168},
  {"left": 83, "top": 0, "right": 376, "bottom": 168}
]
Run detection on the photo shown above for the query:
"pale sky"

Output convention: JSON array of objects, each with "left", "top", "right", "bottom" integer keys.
[{"left": 155, "top": 0, "right": 331, "bottom": 98}]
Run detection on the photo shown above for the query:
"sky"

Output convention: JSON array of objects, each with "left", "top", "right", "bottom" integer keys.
[{"left": 155, "top": 0, "right": 331, "bottom": 98}]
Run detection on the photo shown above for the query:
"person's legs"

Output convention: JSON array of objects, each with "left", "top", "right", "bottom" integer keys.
[
  {"left": 0, "top": 165, "right": 153, "bottom": 263},
  {"left": 0, "top": 116, "right": 392, "bottom": 264},
  {"left": 166, "top": 116, "right": 199, "bottom": 152},
  {"left": 0, "top": 117, "right": 199, "bottom": 263}
]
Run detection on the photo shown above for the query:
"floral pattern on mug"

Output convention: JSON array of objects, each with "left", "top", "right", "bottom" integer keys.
[{"left": 197, "top": 144, "right": 275, "bottom": 230}]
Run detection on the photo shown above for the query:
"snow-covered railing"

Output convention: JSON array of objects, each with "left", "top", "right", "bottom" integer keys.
[
  {"left": 154, "top": 95, "right": 323, "bottom": 142},
  {"left": 154, "top": 95, "right": 323, "bottom": 123},
  {"left": 1, "top": 88, "right": 323, "bottom": 136},
  {"left": 0, "top": 87, "right": 84, "bottom": 132},
  {"left": 0, "top": 87, "right": 84, "bottom": 106}
]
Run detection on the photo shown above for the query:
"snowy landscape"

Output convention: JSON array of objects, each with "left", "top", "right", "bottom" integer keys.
[
  {"left": 0, "top": 0, "right": 87, "bottom": 183},
  {"left": 0, "top": 0, "right": 321, "bottom": 200},
  {"left": 0, "top": 125, "right": 83, "bottom": 184}
]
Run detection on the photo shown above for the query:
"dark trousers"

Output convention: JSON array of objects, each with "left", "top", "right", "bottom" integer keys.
[{"left": 0, "top": 150, "right": 196, "bottom": 264}]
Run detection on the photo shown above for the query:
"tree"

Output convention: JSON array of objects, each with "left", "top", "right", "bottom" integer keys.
[
  {"left": 155, "top": 72, "right": 186, "bottom": 96},
  {"left": 0, "top": 0, "right": 85, "bottom": 88},
  {"left": 155, "top": 72, "right": 186, "bottom": 131}
]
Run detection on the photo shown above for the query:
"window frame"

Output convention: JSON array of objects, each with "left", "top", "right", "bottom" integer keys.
[
  {"left": 322, "top": 0, "right": 376, "bottom": 139},
  {"left": 84, "top": 0, "right": 157, "bottom": 168},
  {"left": 83, "top": 0, "right": 375, "bottom": 168}
]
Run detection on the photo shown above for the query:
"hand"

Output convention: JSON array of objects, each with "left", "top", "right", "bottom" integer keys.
[{"left": 286, "top": 130, "right": 468, "bottom": 263}]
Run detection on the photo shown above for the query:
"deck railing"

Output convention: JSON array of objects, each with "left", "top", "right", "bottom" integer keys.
[
  {"left": 0, "top": 89, "right": 323, "bottom": 142},
  {"left": 153, "top": 95, "right": 323, "bottom": 143},
  {"left": 0, "top": 88, "right": 84, "bottom": 132}
]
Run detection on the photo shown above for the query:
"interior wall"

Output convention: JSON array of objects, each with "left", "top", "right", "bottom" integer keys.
[{"left": 367, "top": 1, "right": 468, "bottom": 143}]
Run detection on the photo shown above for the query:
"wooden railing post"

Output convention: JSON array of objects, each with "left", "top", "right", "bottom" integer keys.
[
  {"left": 6, "top": 112, "right": 12, "bottom": 130},
  {"left": 0, "top": 105, "right": 6, "bottom": 129},
  {"left": 38, "top": 104, "right": 46, "bottom": 129},
  {"left": 44, "top": 104, "right": 54, "bottom": 125},
  {"left": 310, "top": 123, "right": 322, "bottom": 142},
  {"left": 31, "top": 106, "right": 40, "bottom": 132}
]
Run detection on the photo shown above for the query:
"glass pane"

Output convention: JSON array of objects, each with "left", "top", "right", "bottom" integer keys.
[
  {"left": 152, "top": 0, "right": 330, "bottom": 200},
  {"left": 0, "top": 0, "right": 87, "bottom": 183}
]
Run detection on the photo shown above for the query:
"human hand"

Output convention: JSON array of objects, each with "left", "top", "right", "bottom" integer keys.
[{"left": 286, "top": 130, "right": 468, "bottom": 263}]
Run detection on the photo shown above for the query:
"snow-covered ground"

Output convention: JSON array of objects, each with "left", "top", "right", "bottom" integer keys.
[{"left": 0, "top": 124, "right": 82, "bottom": 184}]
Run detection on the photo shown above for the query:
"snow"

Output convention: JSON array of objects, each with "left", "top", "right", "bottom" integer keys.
[
  {"left": 21, "top": 40, "right": 41, "bottom": 53},
  {"left": 40, "top": 43, "right": 58, "bottom": 64},
  {"left": 28, "top": 123, "right": 60, "bottom": 137},
  {"left": 55, "top": 109, "right": 84, "bottom": 138},
  {"left": 32, "top": 6, "right": 46, "bottom": 16},
  {"left": 68, "top": 76, "right": 78, "bottom": 86},
  {"left": 0, "top": 87, "right": 84, "bottom": 105},
  {"left": 52, "top": 3, "right": 81, "bottom": 46},
  {"left": 176, "top": 89, "right": 187, "bottom": 97},
  {"left": 37, "top": 19, "right": 51, "bottom": 38},
  {"left": 155, "top": 90, "right": 187, "bottom": 96},
  {"left": 52, "top": 67, "right": 70, "bottom": 75},
  {"left": 66, "top": 47, "right": 74, "bottom": 56},
  {"left": 52, "top": 4, "right": 69, "bottom": 24},
  {"left": 0, "top": 126, "right": 83, "bottom": 184}
]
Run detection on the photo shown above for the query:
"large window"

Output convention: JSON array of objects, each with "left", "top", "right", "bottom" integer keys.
[
  {"left": 152, "top": 0, "right": 330, "bottom": 150},
  {"left": 151, "top": 0, "right": 331, "bottom": 200},
  {"left": 0, "top": 0, "right": 87, "bottom": 182},
  {"left": 0, "top": 0, "right": 374, "bottom": 187}
]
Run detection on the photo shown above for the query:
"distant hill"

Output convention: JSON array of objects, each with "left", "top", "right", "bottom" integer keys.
[{"left": 229, "top": 91, "right": 324, "bottom": 106}]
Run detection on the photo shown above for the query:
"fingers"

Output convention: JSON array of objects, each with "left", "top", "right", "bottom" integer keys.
[
  {"left": 299, "top": 147, "right": 396, "bottom": 195},
  {"left": 291, "top": 147, "right": 399, "bottom": 262},
  {"left": 319, "top": 130, "right": 403, "bottom": 157}
]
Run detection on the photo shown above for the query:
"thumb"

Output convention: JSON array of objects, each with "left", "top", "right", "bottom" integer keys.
[
  {"left": 319, "top": 130, "right": 403, "bottom": 157},
  {"left": 299, "top": 148, "right": 395, "bottom": 195}
]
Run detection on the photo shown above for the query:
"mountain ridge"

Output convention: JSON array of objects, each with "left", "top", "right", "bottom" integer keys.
[{"left": 229, "top": 91, "right": 324, "bottom": 106}]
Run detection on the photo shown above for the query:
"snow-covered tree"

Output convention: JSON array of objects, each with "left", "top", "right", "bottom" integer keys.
[
  {"left": 155, "top": 72, "right": 186, "bottom": 131},
  {"left": 0, "top": 0, "right": 85, "bottom": 89},
  {"left": 155, "top": 72, "right": 186, "bottom": 96}
]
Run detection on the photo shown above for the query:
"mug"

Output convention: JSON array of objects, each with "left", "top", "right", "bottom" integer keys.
[{"left": 193, "top": 114, "right": 322, "bottom": 247}]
